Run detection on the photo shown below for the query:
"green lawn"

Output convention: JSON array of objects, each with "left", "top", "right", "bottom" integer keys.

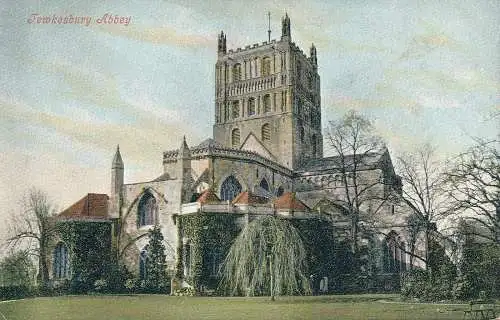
[{"left": 0, "top": 294, "right": 469, "bottom": 320}]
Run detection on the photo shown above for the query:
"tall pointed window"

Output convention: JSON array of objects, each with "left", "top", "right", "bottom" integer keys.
[
  {"left": 261, "top": 57, "right": 271, "bottom": 76},
  {"left": 53, "top": 242, "right": 70, "bottom": 279},
  {"left": 139, "top": 246, "right": 148, "bottom": 280},
  {"left": 138, "top": 191, "right": 157, "bottom": 227},
  {"left": 276, "top": 186, "right": 285, "bottom": 197},
  {"left": 232, "top": 63, "right": 241, "bottom": 82},
  {"left": 259, "top": 178, "right": 269, "bottom": 191},
  {"left": 220, "top": 175, "right": 242, "bottom": 201},
  {"left": 231, "top": 128, "right": 240, "bottom": 148},
  {"left": 311, "top": 134, "right": 317, "bottom": 155},
  {"left": 261, "top": 123, "right": 271, "bottom": 142},
  {"left": 248, "top": 98, "right": 256, "bottom": 116},
  {"left": 263, "top": 94, "right": 271, "bottom": 113},
  {"left": 232, "top": 101, "right": 239, "bottom": 119}
]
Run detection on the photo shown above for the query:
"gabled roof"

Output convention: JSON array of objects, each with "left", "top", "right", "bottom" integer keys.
[
  {"left": 274, "top": 192, "right": 309, "bottom": 211},
  {"left": 196, "top": 189, "right": 221, "bottom": 204},
  {"left": 296, "top": 149, "right": 389, "bottom": 173},
  {"left": 153, "top": 172, "right": 172, "bottom": 182},
  {"left": 239, "top": 132, "right": 276, "bottom": 161},
  {"left": 232, "top": 191, "right": 269, "bottom": 205},
  {"left": 192, "top": 138, "right": 223, "bottom": 150},
  {"left": 58, "top": 193, "right": 109, "bottom": 220}
]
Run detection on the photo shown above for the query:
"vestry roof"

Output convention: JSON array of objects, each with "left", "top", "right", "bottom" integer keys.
[
  {"left": 273, "top": 192, "right": 309, "bottom": 211},
  {"left": 232, "top": 191, "right": 269, "bottom": 205},
  {"left": 58, "top": 193, "right": 109, "bottom": 220},
  {"left": 196, "top": 189, "right": 221, "bottom": 204}
]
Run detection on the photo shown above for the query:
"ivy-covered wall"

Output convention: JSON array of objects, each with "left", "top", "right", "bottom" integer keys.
[
  {"left": 56, "top": 220, "right": 112, "bottom": 292},
  {"left": 178, "top": 213, "right": 240, "bottom": 291}
]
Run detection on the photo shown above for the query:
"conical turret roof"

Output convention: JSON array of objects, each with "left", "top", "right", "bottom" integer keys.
[{"left": 112, "top": 145, "right": 124, "bottom": 169}]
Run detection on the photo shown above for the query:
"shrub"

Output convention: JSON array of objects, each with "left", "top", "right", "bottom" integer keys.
[
  {"left": 93, "top": 279, "right": 108, "bottom": 293},
  {"left": 172, "top": 287, "right": 195, "bottom": 296}
]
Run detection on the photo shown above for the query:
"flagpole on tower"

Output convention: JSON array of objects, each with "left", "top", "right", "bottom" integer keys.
[{"left": 267, "top": 11, "right": 271, "bottom": 42}]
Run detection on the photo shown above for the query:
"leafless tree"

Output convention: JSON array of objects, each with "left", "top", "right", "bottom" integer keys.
[
  {"left": 396, "top": 144, "right": 450, "bottom": 270},
  {"left": 6, "top": 188, "right": 57, "bottom": 287},
  {"left": 446, "top": 137, "right": 499, "bottom": 244},
  {"left": 326, "top": 110, "right": 395, "bottom": 263}
]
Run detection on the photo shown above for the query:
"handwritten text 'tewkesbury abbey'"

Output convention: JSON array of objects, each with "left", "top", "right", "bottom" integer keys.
[{"left": 27, "top": 13, "right": 132, "bottom": 26}]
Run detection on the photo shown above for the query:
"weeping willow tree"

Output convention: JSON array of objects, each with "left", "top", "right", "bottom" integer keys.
[{"left": 219, "top": 215, "right": 311, "bottom": 299}]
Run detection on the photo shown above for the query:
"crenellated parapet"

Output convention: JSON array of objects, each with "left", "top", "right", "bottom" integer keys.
[{"left": 163, "top": 144, "right": 293, "bottom": 176}]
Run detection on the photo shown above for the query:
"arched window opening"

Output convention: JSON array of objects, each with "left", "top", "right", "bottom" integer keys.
[
  {"left": 263, "top": 94, "right": 271, "bottom": 113},
  {"left": 276, "top": 186, "right": 284, "bottom": 197},
  {"left": 296, "top": 60, "right": 302, "bottom": 81},
  {"left": 248, "top": 98, "right": 256, "bottom": 116},
  {"left": 259, "top": 178, "right": 269, "bottom": 191},
  {"left": 220, "top": 175, "right": 242, "bottom": 201},
  {"left": 139, "top": 246, "right": 148, "bottom": 280},
  {"left": 138, "top": 191, "right": 158, "bottom": 227},
  {"left": 231, "top": 128, "right": 240, "bottom": 148},
  {"left": 400, "top": 242, "right": 407, "bottom": 272},
  {"left": 261, "top": 57, "right": 271, "bottom": 76},
  {"left": 232, "top": 100, "right": 239, "bottom": 119},
  {"left": 53, "top": 242, "right": 70, "bottom": 279},
  {"left": 232, "top": 63, "right": 241, "bottom": 82},
  {"left": 311, "top": 134, "right": 317, "bottom": 155},
  {"left": 300, "top": 126, "right": 305, "bottom": 143},
  {"left": 384, "top": 232, "right": 400, "bottom": 273},
  {"left": 261, "top": 123, "right": 271, "bottom": 142}
]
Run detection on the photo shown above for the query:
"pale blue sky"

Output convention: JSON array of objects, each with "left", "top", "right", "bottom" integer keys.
[{"left": 0, "top": 0, "right": 498, "bottom": 240}]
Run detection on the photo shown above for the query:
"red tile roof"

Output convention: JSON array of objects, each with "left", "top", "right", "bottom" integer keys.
[
  {"left": 58, "top": 193, "right": 109, "bottom": 219},
  {"left": 232, "top": 191, "right": 269, "bottom": 205},
  {"left": 196, "top": 189, "right": 221, "bottom": 204},
  {"left": 274, "top": 192, "right": 308, "bottom": 211}
]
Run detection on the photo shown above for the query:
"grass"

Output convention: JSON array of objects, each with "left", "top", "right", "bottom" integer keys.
[{"left": 0, "top": 294, "right": 470, "bottom": 320}]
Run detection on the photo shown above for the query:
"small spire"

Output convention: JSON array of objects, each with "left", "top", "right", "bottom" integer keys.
[
  {"left": 179, "top": 135, "right": 191, "bottom": 159},
  {"left": 112, "top": 144, "right": 124, "bottom": 169}
]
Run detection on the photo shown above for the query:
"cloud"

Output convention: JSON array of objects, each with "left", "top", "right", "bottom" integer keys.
[
  {"left": 323, "top": 90, "right": 421, "bottom": 113},
  {"left": 94, "top": 24, "right": 212, "bottom": 47}
]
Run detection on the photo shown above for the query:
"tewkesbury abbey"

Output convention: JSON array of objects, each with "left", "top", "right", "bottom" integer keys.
[{"left": 48, "top": 15, "right": 421, "bottom": 294}]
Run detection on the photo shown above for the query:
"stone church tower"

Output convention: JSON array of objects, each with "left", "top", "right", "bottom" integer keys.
[{"left": 213, "top": 14, "right": 323, "bottom": 169}]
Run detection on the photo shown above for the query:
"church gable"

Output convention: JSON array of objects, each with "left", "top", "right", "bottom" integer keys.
[{"left": 240, "top": 132, "right": 276, "bottom": 161}]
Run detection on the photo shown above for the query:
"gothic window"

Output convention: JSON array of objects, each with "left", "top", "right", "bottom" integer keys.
[
  {"left": 138, "top": 191, "right": 157, "bottom": 227},
  {"left": 276, "top": 186, "right": 284, "bottom": 197},
  {"left": 400, "top": 242, "right": 407, "bottom": 272},
  {"left": 231, "top": 128, "right": 240, "bottom": 148},
  {"left": 53, "top": 242, "right": 70, "bottom": 279},
  {"left": 232, "top": 100, "right": 239, "bottom": 119},
  {"left": 259, "top": 178, "right": 269, "bottom": 191},
  {"left": 296, "top": 60, "right": 302, "bottom": 82},
  {"left": 384, "top": 232, "right": 400, "bottom": 273},
  {"left": 261, "top": 57, "right": 271, "bottom": 76},
  {"left": 261, "top": 123, "right": 271, "bottom": 142},
  {"left": 232, "top": 63, "right": 241, "bottom": 82},
  {"left": 220, "top": 175, "right": 242, "bottom": 201},
  {"left": 263, "top": 94, "right": 271, "bottom": 113},
  {"left": 311, "top": 134, "right": 317, "bottom": 155},
  {"left": 139, "top": 246, "right": 148, "bottom": 280},
  {"left": 248, "top": 97, "right": 256, "bottom": 116},
  {"left": 300, "top": 126, "right": 305, "bottom": 143}
]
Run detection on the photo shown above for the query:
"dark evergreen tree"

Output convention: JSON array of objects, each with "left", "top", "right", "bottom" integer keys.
[{"left": 145, "top": 225, "right": 168, "bottom": 292}]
